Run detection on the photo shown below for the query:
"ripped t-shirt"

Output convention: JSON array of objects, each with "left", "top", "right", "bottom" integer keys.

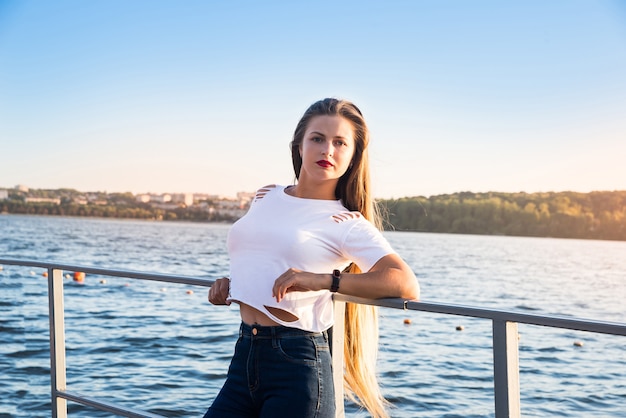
[{"left": 226, "top": 185, "right": 395, "bottom": 332}]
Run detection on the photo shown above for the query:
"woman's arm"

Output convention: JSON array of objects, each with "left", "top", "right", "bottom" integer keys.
[{"left": 272, "top": 253, "right": 420, "bottom": 302}]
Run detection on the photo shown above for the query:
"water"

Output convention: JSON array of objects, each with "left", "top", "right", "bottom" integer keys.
[{"left": 1, "top": 214, "right": 625, "bottom": 417}]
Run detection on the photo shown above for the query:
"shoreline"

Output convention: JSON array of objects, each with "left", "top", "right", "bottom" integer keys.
[{"left": 3, "top": 212, "right": 625, "bottom": 243}]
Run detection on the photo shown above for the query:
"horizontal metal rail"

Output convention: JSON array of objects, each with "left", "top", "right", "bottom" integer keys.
[
  {"left": 333, "top": 295, "right": 626, "bottom": 336},
  {"left": 59, "top": 391, "right": 164, "bottom": 418},
  {"left": 2, "top": 258, "right": 625, "bottom": 418},
  {"left": 0, "top": 258, "right": 214, "bottom": 287}
]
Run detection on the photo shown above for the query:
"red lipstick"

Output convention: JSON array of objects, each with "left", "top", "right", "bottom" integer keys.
[{"left": 316, "top": 160, "right": 333, "bottom": 168}]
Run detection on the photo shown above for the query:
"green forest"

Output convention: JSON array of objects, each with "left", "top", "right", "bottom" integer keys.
[
  {"left": 3, "top": 190, "right": 626, "bottom": 241},
  {"left": 380, "top": 191, "right": 626, "bottom": 241}
]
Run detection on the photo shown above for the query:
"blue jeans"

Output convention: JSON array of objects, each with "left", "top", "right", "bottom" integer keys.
[{"left": 203, "top": 322, "right": 335, "bottom": 418}]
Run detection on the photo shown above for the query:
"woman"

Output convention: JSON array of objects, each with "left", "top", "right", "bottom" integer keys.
[{"left": 204, "top": 98, "right": 419, "bottom": 418}]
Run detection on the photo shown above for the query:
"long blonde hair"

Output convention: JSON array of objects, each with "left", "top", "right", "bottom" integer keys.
[{"left": 291, "top": 98, "right": 389, "bottom": 418}]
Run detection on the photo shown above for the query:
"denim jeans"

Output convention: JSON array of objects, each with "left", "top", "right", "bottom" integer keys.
[{"left": 203, "top": 322, "right": 335, "bottom": 418}]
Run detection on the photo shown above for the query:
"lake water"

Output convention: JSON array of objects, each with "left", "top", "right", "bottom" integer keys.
[{"left": 1, "top": 214, "right": 625, "bottom": 417}]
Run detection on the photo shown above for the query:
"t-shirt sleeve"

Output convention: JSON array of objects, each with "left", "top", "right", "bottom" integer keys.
[{"left": 341, "top": 219, "right": 396, "bottom": 272}]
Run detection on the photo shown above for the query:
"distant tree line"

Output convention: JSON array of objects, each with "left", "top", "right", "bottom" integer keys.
[
  {"left": 380, "top": 191, "right": 626, "bottom": 241},
  {"left": 0, "top": 199, "right": 237, "bottom": 223},
  {"left": 3, "top": 190, "right": 625, "bottom": 241}
]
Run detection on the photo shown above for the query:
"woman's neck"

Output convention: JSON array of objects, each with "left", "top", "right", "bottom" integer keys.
[{"left": 289, "top": 181, "right": 337, "bottom": 200}]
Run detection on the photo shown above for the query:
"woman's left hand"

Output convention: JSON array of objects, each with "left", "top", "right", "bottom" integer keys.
[{"left": 272, "top": 268, "right": 327, "bottom": 303}]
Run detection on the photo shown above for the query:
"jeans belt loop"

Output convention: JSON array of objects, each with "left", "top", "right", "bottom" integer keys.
[{"left": 271, "top": 326, "right": 280, "bottom": 348}]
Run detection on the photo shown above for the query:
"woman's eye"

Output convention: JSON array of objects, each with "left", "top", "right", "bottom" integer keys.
[
  {"left": 334, "top": 140, "right": 346, "bottom": 146},
  {"left": 312, "top": 136, "right": 323, "bottom": 142}
]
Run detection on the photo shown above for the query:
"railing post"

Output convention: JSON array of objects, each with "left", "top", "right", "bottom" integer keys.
[
  {"left": 492, "top": 319, "right": 521, "bottom": 418},
  {"left": 48, "top": 268, "right": 67, "bottom": 418},
  {"left": 332, "top": 298, "right": 346, "bottom": 417}
]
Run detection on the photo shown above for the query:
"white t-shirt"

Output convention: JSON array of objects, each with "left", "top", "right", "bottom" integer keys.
[{"left": 227, "top": 184, "right": 396, "bottom": 332}]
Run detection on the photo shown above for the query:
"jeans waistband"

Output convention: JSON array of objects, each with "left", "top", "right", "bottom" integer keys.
[{"left": 239, "top": 322, "right": 326, "bottom": 339}]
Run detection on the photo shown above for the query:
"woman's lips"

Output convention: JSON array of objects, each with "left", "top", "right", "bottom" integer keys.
[{"left": 316, "top": 160, "right": 333, "bottom": 168}]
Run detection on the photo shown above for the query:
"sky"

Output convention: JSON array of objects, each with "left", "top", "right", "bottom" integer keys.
[{"left": 1, "top": 0, "right": 625, "bottom": 199}]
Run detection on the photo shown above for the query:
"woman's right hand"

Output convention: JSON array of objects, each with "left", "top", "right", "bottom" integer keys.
[{"left": 208, "top": 277, "right": 231, "bottom": 305}]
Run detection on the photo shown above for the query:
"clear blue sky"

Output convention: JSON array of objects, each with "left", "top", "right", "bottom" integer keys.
[{"left": 1, "top": 0, "right": 625, "bottom": 198}]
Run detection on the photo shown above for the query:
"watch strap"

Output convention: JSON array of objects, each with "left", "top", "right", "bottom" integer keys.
[{"left": 330, "top": 269, "right": 341, "bottom": 293}]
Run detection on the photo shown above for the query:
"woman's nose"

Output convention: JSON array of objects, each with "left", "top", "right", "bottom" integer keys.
[{"left": 321, "top": 141, "right": 333, "bottom": 156}]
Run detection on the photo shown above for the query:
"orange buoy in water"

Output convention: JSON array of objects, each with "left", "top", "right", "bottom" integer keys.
[
  {"left": 186, "top": 290, "right": 194, "bottom": 295},
  {"left": 73, "top": 272, "right": 86, "bottom": 282},
  {"left": 403, "top": 318, "right": 412, "bottom": 325},
  {"left": 42, "top": 271, "right": 48, "bottom": 277}
]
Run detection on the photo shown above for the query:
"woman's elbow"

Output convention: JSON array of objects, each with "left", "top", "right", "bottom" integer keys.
[
  {"left": 411, "top": 280, "right": 420, "bottom": 301},
  {"left": 391, "top": 268, "right": 419, "bottom": 300},
  {"left": 402, "top": 277, "right": 420, "bottom": 301}
]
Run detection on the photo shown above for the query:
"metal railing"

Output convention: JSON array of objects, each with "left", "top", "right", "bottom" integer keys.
[{"left": 2, "top": 258, "right": 625, "bottom": 418}]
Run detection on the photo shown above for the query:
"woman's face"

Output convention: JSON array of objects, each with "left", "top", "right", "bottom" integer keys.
[{"left": 299, "top": 115, "right": 356, "bottom": 186}]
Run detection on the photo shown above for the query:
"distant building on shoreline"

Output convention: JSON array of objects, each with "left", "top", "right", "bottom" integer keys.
[
  {"left": 171, "top": 193, "right": 194, "bottom": 206},
  {"left": 136, "top": 194, "right": 151, "bottom": 203}
]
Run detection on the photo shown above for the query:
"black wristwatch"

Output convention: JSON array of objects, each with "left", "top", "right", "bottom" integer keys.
[{"left": 330, "top": 269, "right": 341, "bottom": 293}]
